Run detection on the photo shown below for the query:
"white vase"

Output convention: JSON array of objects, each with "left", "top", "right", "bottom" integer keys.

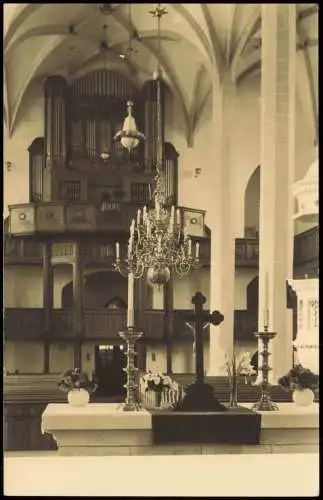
[
  {"left": 67, "top": 388, "right": 90, "bottom": 407},
  {"left": 292, "top": 388, "right": 315, "bottom": 407}
]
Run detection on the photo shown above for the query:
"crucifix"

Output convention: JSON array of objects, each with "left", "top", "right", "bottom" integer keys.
[
  {"left": 174, "top": 291, "right": 226, "bottom": 412},
  {"left": 186, "top": 292, "right": 224, "bottom": 385}
]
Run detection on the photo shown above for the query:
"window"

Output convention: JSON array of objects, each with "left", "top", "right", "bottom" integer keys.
[
  {"left": 130, "top": 183, "right": 150, "bottom": 203},
  {"left": 60, "top": 181, "right": 81, "bottom": 201}
]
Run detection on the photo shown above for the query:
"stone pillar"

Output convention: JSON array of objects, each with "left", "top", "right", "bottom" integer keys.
[
  {"left": 207, "top": 70, "right": 236, "bottom": 374},
  {"left": 42, "top": 242, "right": 53, "bottom": 373},
  {"left": 258, "top": 4, "right": 296, "bottom": 381},
  {"left": 73, "top": 242, "right": 83, "bottom": 370},
  {"left": 163, "top": 277, "right": 174, "bottom": 374}
]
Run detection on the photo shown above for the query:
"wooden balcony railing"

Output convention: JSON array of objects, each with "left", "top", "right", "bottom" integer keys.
[
  {"left": 235, "top": 238, "right": 259, "bottom": 267},
  {"left": 3, "top": 309, "right": 45, "bottom": 340},
  {"left": 5, "top": 225, "right": 318, "bottom": 269},
  {"left": 294, "top": 226, "right": 319, "bottom": 266},
  {"left": 84, "top": 310, "right": 127, "bottom": 338},
  {"left": 4, "top": 308, "right": 258, "bottom": 342}
]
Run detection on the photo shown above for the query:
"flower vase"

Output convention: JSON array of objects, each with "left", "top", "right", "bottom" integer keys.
[
  {"left": 229, "top": 377, "right": 239, "bottom": 408},
  {"left": 155, "top": 391, "right": 163, "bottom": 409},
  {"left": 292, "top": 388, "right": 315, "bottom": 407},
  {"left": 67, "top": 388, "right": 90, "bottom": 407}
]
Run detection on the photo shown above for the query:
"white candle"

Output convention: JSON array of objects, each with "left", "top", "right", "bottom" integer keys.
[
  {"left": 195, "top": 242, "right": 200, "bottom": 259},
  {"left": 176, "top": 208, "right": 181, "bottom": 225},
  {"left": 146, "top": 220, "right": 150, "bottom": 238},
  {"left": 264, "top": 309, "right": 269, "bottom": 328},
  {"left": 264, "top": 272, "right": 269, "bottom": 309},
  {"left": 127, "top": 272, "right": 134, "bottom": 328},
  {"left": 116, "top": 242, "right": 120, "bottom": 260},
  {"left": 264, "top": 272, "right": 269, "bottom": 328},
  {"left": 156, "top": 201, "right": 160, "bottom": 220},
  {"left": 188, "top": 239, "right": 192, "bottom": 256},
  {"left": 128, "top": 238, "right": 132, "bottom": 256},
  {"left": 130, "top": 219, "right": 135, "bottom": 236},
  {"left": 143, "top": 206, "right": 147, "bottom": 221},
  {"left": 171, "top": 205, "right": 175, "bottom": 220},
  {"left": 137, "top": 209, "right": 141, "bottom": 226}
]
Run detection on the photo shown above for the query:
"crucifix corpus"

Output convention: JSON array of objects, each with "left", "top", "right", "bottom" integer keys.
[{"left": 174, "top": 291, "right": 226, "bottom": 412}]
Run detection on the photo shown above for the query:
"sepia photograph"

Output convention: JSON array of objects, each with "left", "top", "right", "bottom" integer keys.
[{"left": 3, "top": 2, "right": 319, "bottom": 496}]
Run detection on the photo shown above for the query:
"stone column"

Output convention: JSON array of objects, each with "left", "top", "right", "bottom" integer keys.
[
  {"left": 163, "top": 277, "right": 174, "bottom": 373},
  {"left": 207, "top": 70, "right": 236, "bottom": 375},
  {"left": 42, "top": 242, "right": 53, "bottom": 373},
  {"left": 258, "top": 4, "right": 296, "bottom": 381},
  {"left": 73, "top": 242, "right": 83, "bottom": 370}
]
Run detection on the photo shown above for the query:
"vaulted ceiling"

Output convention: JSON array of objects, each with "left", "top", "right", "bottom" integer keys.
[{"left": 3, "top": 3, "right": 318, "bottom": 140}]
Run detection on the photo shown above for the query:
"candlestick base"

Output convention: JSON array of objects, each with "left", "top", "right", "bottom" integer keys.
[
  {"left": 253, "top": 328, "right": 280, "bottom": 412},
  {"left": 252, "top": 398, "right": 279, "bottom": 412},
  {"left": 118, "top": 327, "right": 143, "bottom": 412},
  {"left": 117, "top": 402, "right": 143, "bottom": 412}
]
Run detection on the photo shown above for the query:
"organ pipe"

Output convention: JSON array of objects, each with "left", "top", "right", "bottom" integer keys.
[{"left": 44, "top": 76, "right": 68, "bottom": 166}]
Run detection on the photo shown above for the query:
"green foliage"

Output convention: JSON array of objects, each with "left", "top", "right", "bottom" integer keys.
[
  {"left": 57, "top": 368, "right": 97, "bottom": 394},
  {"left": 278, "top": 364, "right": 319, "bottom": 391}
]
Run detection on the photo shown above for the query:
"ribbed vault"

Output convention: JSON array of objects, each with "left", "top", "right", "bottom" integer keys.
[{"left": 3, "top": 3, "right": 318, "bottom": 143}]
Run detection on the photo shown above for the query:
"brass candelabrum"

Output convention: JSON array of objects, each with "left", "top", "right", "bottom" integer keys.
[
  {"left": 118, "top": 327, "right": 143, "bottom": 411},
  {"left": 252, "top": 326, "right": 279, "bottom": 411}
]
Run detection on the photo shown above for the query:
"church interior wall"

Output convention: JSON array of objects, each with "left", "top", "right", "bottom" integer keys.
[
  {"left": 53, "top": 265, "right": 73, "bottom": 309},
  {"left": 49, "top": 343, "right": 75, "bottom": 374},
  {"left": 5, "top": 341, "right": 44, "bottom": 374},
  {"left": 234, "top": 269, "right": 258, "bottom": 310},
  {"left": 3, "top": 82, "right": 44, "bottom": 217},
  {"left": 4, "top": 266, "right": 43, "bottom": 308}
]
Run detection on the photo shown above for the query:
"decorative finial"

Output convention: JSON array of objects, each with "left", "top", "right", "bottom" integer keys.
[{"left": 149, "top": 4, "right": 168, "bottom": 18}]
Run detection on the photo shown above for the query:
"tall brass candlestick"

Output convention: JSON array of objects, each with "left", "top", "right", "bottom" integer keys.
[
  {"left": 252, "top": 326, "right": 279, "bottom": 411},
  {"left": 118, "top": 327, "right": 143, "bottom": 411}
]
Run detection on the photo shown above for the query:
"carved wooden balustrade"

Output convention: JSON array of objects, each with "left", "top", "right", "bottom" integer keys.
[
  {"left": 4, "top": 308, "right": 258, "bottom": 342},
  {"left": 4, "top": 227, "right": 319, "bottom": 267},
  {"left": 294, "top": 225, "right": 319, "bottom": 267},
  {"left": 235, "top": 238, "right": 259, "bottom": 267},
  {"left": 4, "top": 309, "right": 45, "bottom": 340}
]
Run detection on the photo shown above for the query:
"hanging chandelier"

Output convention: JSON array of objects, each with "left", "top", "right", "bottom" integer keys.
[
  {"left": 114, "top": 100, "right": 145, "bottom": 152},
  {"left": 114, "top": 4, "right": 145, "bottom": 152},
  {"left": 114, "top": 3, "right": 200, "bottom": 287}
]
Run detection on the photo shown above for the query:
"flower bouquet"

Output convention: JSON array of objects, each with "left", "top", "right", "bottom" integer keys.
[
  {"left": 278, "top": 364, "right": 319, "bottom": 392},
  {"left": 223, "top": 352, "right": 257, "bottom": 407},
  {"left": 278, "top": 364, "right": 319, "bottom": 407},
  {"left": 58, "top": 368, "right": 97, "bottom": 394},
  {"left": 141, "top": 371, "right": 175, "bottom": 408}
]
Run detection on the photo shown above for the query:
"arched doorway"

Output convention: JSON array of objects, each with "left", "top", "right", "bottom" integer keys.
[
  {"left": 94, "top": 344, "right": 127, "bottom": 398},
  {"left": 61, "top": 271, "right": 128, "bottom": 309},
  {"left": 244, "top": 165, "right": 260, "bottom": 238}
]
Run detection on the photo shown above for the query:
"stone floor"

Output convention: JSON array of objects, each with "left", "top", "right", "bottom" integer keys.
[{"left": 4, "top": 454, "right": 320, "bottom": 496}]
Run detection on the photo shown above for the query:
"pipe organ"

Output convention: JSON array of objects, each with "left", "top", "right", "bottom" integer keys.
[{"left": 29, "top": 70, "right": 179, "bottom": 208}]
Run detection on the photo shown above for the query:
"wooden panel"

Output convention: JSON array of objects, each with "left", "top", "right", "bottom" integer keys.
[
  {"left": 4, "top": 308, "right": 45, "bottom": 340},
  {"left": 140, "top": 311, "right": 165, "bottom": 339},
  {"left": 66, "top": 205, "right": 96, "bottom": 231},
  {"left": 84, "top": 311, "right": 127, "bottom": 338},
  {"left": 51, "top": 310, "right": 74, "bottom": 338},
  {"left": 36, "top": 205, "right": 65, "bottom": 232},
  {"left": 4, "top": 402, "right": 57, "bottom": 451},
  {"left": 183, "top": 209, "right": 205, "bottom": 238},
  {"left": 9, "top": 205, "right": 36, "bottom": 235},
  {"left": 294, "top": 226, "right": 319, "bottom": 266},
  {"left": 235, "top": 239, "right": 259, "bottom": 267},
  {"left": 51, "top": 242, "right": 75, "bottom": 262}
]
